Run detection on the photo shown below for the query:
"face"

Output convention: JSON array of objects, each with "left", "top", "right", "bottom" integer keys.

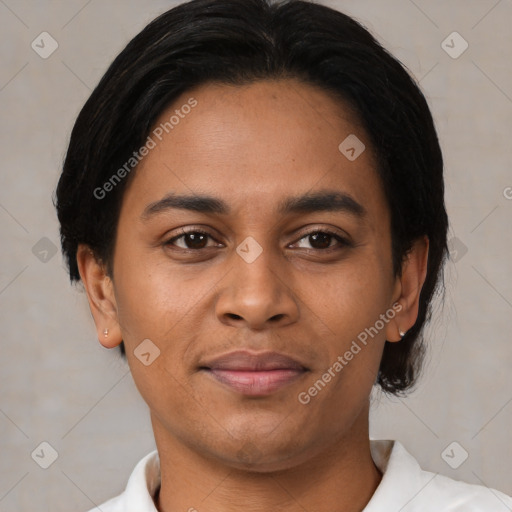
[{"left": 81, "top": 79, "right": 423, "bottom": 472}]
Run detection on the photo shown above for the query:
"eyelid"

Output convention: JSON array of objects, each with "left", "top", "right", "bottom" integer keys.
[
  {"left": 164, "top": 225, "right": 352, "bottom": 251},
  {"left": 293, "top": 225, "right": 351, "bottom": 244},
  {"left": 166, "top": 226, "right": 221, "bottom": 246},
  {"left": 290, "top": 227, "right": 352, "bottom": 251}
]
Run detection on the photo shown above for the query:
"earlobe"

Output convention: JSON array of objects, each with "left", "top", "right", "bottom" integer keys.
[
  {"left": 384, "top": 300, "right": 407, "bottom": 342},
  {"left": 385, "top": 236, "right": 429, "bottom": 343},
  {"left": 76, "top": 245, "right": 123, "bottom": 349}
]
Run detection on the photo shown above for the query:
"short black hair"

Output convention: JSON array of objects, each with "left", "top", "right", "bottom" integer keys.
[{"left": 54, "top": 0, "right": 449, "bottom": 395}]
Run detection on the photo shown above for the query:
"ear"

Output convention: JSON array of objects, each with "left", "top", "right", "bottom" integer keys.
[
  {"left": 76, "top": 244, "right": 123, "bottom": 349},
  {"left": 385, "top": 235, "right": 429, "bottom": 342}
]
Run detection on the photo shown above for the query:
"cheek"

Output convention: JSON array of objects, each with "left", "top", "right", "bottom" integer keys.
[
  {"left": 302, "top": 264, "right": 390, "bottom": 399},
  {"left": 309, "top": 254, "right": 393, "bottom": 392},
  {"left": 114, "top": 261, "right": 201, "bottom": 412},
  {"left": 112, "top": 250, "right": 178, "bottom": 345},
  {"left": 320, "top": 258, "right": 391, "bottom": 327},
  {"left": 112, "top": 251, "right": 217, "bottom": 376}
]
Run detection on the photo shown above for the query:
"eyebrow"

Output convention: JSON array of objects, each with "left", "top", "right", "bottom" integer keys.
[{"left": 140, "top": 189, "right": 366, "bottom": 220}]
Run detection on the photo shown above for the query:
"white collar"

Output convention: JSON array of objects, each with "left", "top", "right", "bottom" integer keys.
[{"left": 92, "top": 439, "right": 512, "bottom": 511}]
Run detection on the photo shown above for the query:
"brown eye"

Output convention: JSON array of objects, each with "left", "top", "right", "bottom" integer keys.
[
  {"left": 308, "top": 232, "right": 333, "bottom": 249},
  {"left": 166, "top": 230, "right": 215, "bottom": 250},
  {"left": 294, "top": 230, "right": 349, "bottom": 251}
]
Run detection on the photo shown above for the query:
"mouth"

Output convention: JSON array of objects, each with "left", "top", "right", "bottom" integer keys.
[{"left": 199, "top": 350, "right": 309, "bottom": 396}]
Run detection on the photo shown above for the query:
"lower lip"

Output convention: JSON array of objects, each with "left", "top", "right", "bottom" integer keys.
[{"left": 205, "top": 369, "right": 306, "bottom": 396}]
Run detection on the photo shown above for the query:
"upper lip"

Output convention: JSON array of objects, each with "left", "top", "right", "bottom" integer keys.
[{"left": 201, "top": 350, "right": 308, "bottom": 371}]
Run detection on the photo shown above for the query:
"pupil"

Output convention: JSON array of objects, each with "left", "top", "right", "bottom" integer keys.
[
  {"left": 311, "top": 233, "right": 330, "bottom": 249},
  {"left": 187, "top": 233, "right": 207, "bottom": 249}
]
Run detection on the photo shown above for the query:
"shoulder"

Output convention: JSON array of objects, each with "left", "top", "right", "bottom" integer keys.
[{"left": 367, "top": 439, "right": 512, "bottom": 511}]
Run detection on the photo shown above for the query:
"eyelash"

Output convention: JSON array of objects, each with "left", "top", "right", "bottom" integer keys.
[{"left": 164, "top": 227, "right": 351, "bottom": 252}]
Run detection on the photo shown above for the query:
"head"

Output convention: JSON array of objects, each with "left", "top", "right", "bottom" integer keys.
[{"left": 55, "top": 0, "right": 448, "bottom": 469}]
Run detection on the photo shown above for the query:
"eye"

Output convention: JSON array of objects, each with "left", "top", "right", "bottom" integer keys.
[
  {"left": 293, "top": 229, "right": 350, "bottom": 251},
  {"left": 164, "top": 227, "right": 350, "bottom": 252},
  {"left": 165, "top": 228, "right": 220, "bottom": 250}
]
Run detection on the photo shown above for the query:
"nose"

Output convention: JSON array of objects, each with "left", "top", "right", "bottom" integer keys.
[{"left": 215, "top": 240, "right": 300, "bottom": 330}]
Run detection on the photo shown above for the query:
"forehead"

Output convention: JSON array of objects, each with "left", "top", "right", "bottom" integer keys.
[{"left": 121, "top": 79, "right": 388, "bottom": 224}]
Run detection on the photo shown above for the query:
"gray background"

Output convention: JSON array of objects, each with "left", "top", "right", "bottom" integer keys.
[{"left": 1, "top": 0, "right": 511, "bottom": 510}]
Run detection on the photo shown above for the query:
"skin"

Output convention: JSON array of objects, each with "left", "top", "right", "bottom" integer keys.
[{"left": 77, "top": 79, "right": 428, "bottom": 512}]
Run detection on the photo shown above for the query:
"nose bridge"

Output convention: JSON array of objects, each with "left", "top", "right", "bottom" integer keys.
[
  {"left": 215, "top": 230, "right": 299, "bottom": 328},
  {"left": 236, "top": 234, "right": 280, "bottom": 294}
]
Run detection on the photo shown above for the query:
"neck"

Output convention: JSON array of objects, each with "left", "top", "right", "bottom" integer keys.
[{"left": 152, "top": 405, "right": 381, "bottom": 512}]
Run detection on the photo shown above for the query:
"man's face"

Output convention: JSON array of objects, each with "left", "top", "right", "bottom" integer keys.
[{"left": 109, "top": 79, "right": 400, "bottom": 471}]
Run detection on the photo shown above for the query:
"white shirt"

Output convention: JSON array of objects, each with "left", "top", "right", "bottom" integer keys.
[{"left": 87, "top": 439, "right": 512, "bottom": 511}]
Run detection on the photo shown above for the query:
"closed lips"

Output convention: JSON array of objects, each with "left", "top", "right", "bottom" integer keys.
[
  {"left": 200, "top": 350, "right": 308, "bottom": 371},
  {"left": 199, "top": 350, "right": 309, "bottom": 396}
]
